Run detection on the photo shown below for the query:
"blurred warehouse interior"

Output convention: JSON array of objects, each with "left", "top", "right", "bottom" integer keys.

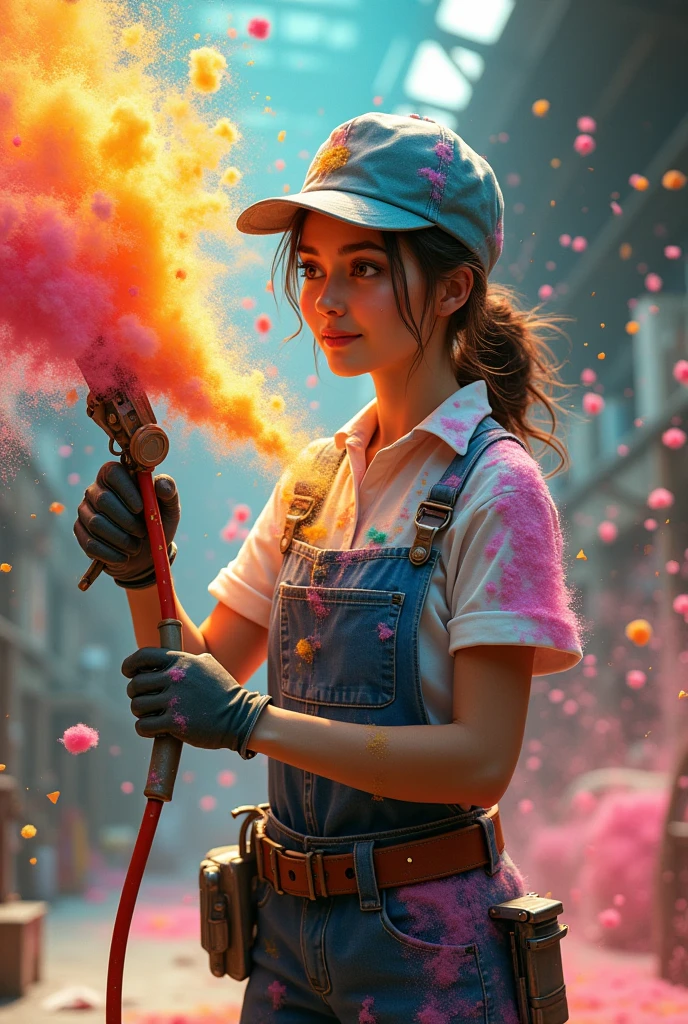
[{"left": 0, "top": 1, "right": 686, "bottom": 968}]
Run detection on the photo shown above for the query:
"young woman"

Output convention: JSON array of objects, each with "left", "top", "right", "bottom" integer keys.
[{"left": 76, "top": 113, "right": 582, "bottom": 1023}]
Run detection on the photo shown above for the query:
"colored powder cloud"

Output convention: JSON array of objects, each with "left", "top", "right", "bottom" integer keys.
[
  {"left": 0, "top": 0, "right": 308, "bottom": 475},
  {"left": 59, "top": 723, "right": 99, "bottom": 754}
]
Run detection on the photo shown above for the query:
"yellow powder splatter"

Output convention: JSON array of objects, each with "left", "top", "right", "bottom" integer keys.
[
  {"left": 49, "top": 502, "right": 65, "bottom": 514},
  {"left": 365, "top": 725, "right": 389, "bottom": 759},
  {"left": 221, "top": 166, "right": 242, "bottom": 186},
  {"left": 21, "top": 824, "right": 37, "bottom": 839},
  {"left": 532, "top": 99, "right": 550, "bottom": 117},
  {"left": 213, "top": 118, "right": 240, "bottom": 145},
  {"left": 47, "top": 791, "right": 60, "bottom": 804},
  {"left": 295, "top": 638, "right": 314, "bottom": 663},
  {"left": 99, "top": 99, "right": 156, "bottom": 171},
  {"left": 277, "top": 130, "right": 286, "bottom": 142},
  {"left": 269, "top": 395, "right": 285, "bottom": 414},
  {"left": 679, "top": 690, "right": 687, "bottom": 700},
  {"left": 576, "top": 549, "right": 587, "bottom": 560},
  {"left": 312, "top": 146, "right": 350, "bottom": 177},
  {"left": 625, "top": 619, "right": 652, "bottom": 646},
  {"left": 189, "top": 47, "right": 228, "bottom": 94},
  {"left": 0, "top": 564, "right": 11, "bottom": 573},
  {"left": 301, "top": 523, "right": 327, "bottom": 543}
]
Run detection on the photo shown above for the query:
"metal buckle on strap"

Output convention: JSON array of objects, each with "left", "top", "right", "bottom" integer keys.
[
  {"left": 282, "top": 849, "right": 329, "bottom": 901},
  {"left": 279, "top": 495, "right": 316, "bottom": 554},
  {"left": 409, "top": 500, "right": 453, "bottom": 565},
  {"left": 255, "top": 827, "right": 285, "bottom": 893}
]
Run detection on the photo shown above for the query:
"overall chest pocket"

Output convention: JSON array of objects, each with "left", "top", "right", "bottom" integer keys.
[{"left": 278, "top": 583, "right": 404, "bottom": 707}]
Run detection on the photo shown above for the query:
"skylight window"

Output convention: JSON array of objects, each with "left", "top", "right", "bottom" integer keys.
[
  {"left": 450, "top": 46, "right": 485, "bottom": 82},
  {"left": 404, "top": 40, "right": 472, "bottom": 111},
  {"left": 436, "top": 0, "right": 516, "bottom": 45}
]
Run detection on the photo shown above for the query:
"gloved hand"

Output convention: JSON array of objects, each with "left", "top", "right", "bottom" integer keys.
[
  {"left": 74, "top": 461, "right": 181, "bottom": 589},
  {"left": 121, "top": 648, "right": 273, "bottom": 759}
]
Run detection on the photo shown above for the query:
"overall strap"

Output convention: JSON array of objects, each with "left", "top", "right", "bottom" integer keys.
[
  {"left": 408, "top": 415, "right": 527, "bottom": 566},
  {"left": 279, "top": 439, "right": 346, "bottom": 555}
]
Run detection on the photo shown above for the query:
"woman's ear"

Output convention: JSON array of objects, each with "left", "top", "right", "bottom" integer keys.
[{"left": 438, "top": 265, "right": 474, "bottom": 318}]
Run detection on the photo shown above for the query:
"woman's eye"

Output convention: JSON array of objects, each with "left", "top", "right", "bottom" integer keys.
[
  {"left": 297, "top": 261, "right": 322, "bottom": 279},
  {"left": 352, "top": 261, "right": 380, "bottom": 278}
]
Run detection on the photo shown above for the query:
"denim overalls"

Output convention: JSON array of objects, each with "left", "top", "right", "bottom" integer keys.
[{"left": 240, "top": 417, "right": 528, "bottom": 1024}]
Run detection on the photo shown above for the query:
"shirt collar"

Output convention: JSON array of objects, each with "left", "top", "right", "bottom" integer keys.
[{"left": 334, "top": 379, "right": 492, "bottom": 456}]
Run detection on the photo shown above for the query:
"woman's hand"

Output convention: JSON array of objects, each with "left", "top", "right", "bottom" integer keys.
[{"left": 121, "top": 648, "right": 272, "bottom": 759}]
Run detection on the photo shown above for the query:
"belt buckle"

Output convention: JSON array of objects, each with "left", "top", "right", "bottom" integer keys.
[
  {"left": 255, "top": 825, "right": 285, "bottom": 894},
  {"left": 281, "top": 849, "right": 329, "bottom": 901}
]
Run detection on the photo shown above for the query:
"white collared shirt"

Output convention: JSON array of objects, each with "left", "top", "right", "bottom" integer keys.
[{"left": 208, "top": 380, "right": 582, "bottom": 724}]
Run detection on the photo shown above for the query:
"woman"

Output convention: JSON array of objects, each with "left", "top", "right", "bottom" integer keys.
[{"left": 75, "top": 112, "right": 582, "bottom": 1022}]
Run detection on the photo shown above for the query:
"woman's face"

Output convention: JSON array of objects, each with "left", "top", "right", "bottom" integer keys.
[{"left": 297, "top": 211, "right": 431, "bottom": 379}]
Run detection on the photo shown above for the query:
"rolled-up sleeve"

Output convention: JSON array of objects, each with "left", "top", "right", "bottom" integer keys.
[{"left": 446, "top": 446, "right": 582, "bottom": 675}]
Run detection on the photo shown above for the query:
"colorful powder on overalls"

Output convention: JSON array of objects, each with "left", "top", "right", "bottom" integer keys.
[
  {"left": 295, "top": 637, "right": 320, "bottom": 663},
  {"left": 366, "top": 527, "right": 387, "bottom": 546},
  {"left": 267, "top": 979, "right": 286, "bottom": 1010},
  {"left": 0, "top": 0, "right": 309, "bottom": 476},
  {"left": 358, "top": 996, "right": 378, "bottom": 1023},
  {"left": 377, "top": 622, "right": 394, "bottom": 641},
  {"left": 306, "top": 588, "right": 330, "bottom": 619}
]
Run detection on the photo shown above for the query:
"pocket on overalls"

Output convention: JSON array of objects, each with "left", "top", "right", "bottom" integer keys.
[{"left": 278, "top": 583, "right": 404, "bottom": 707}]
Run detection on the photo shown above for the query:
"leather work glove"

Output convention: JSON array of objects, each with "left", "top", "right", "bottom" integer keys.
[
  {"left": 74, "top": 461, "right": 180, "bottom": 589},
  {"left": 121, "top": 648, "right": 273, "bottom": 760}
]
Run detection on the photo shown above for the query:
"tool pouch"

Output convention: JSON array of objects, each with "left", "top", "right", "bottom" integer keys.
[
  {"left": 199, "top": 803, "right": 269, "bottom": 981},
  {"left": 488, "top": 893, "right": 569, "bottom": 1024}
]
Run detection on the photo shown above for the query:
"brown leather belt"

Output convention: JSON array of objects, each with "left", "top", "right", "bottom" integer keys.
[{"left": 254, "top": 805, "right": 503, "bottom": 900}]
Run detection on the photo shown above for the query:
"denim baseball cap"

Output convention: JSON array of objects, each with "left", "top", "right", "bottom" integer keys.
[{"left": 236, "top": 111, "right": 504, "bottom": 274}]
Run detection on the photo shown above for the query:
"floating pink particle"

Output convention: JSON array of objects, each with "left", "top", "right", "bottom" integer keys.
[
  {"left": 664, "top": 245, "right": 682, "bottom": 259},
  {"left": 220, "top": 520, "right": 237, "bottom": 541},
  {"left": 12, "top": 135, "right": 21, "bottom": 146},
  {"left": 247, "top": 17, "right": 270, "bottom": 39},
  {"left": 199, "top": 795, "right": 217, "bottom": 812},
  {"left": 626, "top": 670, "right": 647, "bottom": 690},
  {"left": 241, "top": 296, "right": 256, "bottom": 310},
  {"left": 233, "top": 504, "right": 251, "bottom": 523},
  {"left": 238, "top": 527, "right": 249, "bottom": 541},
  {"left": 573, "top": 133, "right": 595, "bottom": 156},
  {"left": 309, "top": 400, "right": 319, "bottom": 410},
  {"left": 582, "top": 392, "right": 604, "bottom": 415},
  {"left": 597, "top": 521, "right": 617, "bottom": 543},
  {"left": 538, "top": 284, "right": 554, "bottom": 300},
  {"left": 90, "top": 191, "right": 114, "bottom": 221},
  {"left": 274, "top": 158, "right": 285, "bottom": 171},
  {"left": 673, "top": 360, "right": 688, "bottom": 385},
  {"left": 571, "top": 235, "right": 587, "bottom": 252},
  {"left": 577, "top": 115, "right": 597, "bottom": 133},
  {"left": 598, "top": 907, "right": 621, "bottom": 929},
  {"left": 518, "top": 799, "right": 534, "bottom": 814},
  {"left": 610, "top": 201, "right": 622, "bottom": 215},
  {"left": 59, "top": 724, "right": 99, "bottom": 755},
  {"left": 662, "top": 427, "right": 686, "bottom": 449},
  {"left": 559, "top": 233, "right": 571, "bottom": 247},
  {"left": 580, "top": 368, "right": 596, "bottom": 385},
  {"left": 506, "top": 172, "right": 521, "bottom": 187},
  {"left": 583, "top": 653, "right": 597, "bottom": 665},
  {"left": 110, "top": 745, "right": 121, "bottom": 756},
  {"left": 526, "top": 756, "right": 541, "bottom": 771},
  {"left": 673, "top": 595, "right": 688, "bottom": 616},
  {"left": 644, "top": 518, "right": 657, "bottom": 531},
  {"left": 58, "top": 444, "right": 73, "bottom": 457},
  {"left": 67, "top": 472, "right": 80, "bottom": 485},
  {"left": 572, "top": 790, "right": 597, "bottom": 814},
  {"left": 617, "top": 444, "right": 629, "bottom": 456},
  {"left": 647, "top": 487, "right": 674, "bottom": 510},
  {"left": 665, "top": 560, "right": 680, "bottom": 574},
  {"left": 644, "top": 272, "right": 663, "bottom": 292},
  {"left": 562, "top": 699, "right": 579, "bottom": 715},
  {"left": 121, "top": 781, "right": 134, "bottom": 794},
  {"left": 254, "top": 314, "right": 272, "bottom": 334},
  {"left": 306, "top": 374, "right": 318, "bottom": 388},
  {"left": 217, "top": 770, "right": 237, "bottom": 787},
  {"left": 548, "top": 688, "right": 565, "bottom": 704},
  {"left": 128, "top": 285, "right": 139, "bottom": 297},
  {"left": 629, "top": 173, "right": 649, "bottom": 190}
]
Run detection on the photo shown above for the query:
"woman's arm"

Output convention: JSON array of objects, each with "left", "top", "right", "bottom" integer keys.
[{"left": 249, "top": 644, "right": 534, "bottom": 805}]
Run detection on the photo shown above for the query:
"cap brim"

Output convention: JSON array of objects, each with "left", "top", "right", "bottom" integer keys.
[{"left": 236, "top": 189, "right": 434, "bottom": 235}]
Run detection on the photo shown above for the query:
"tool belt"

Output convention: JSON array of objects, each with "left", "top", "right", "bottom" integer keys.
[{"left": 199, "top": 803, "right": 569, "bottom": 1022}]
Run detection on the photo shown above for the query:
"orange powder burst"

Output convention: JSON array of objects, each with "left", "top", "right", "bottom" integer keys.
[
  {"left": 0, "top": 0, "right": 309, "bottom": 474},
  {"left": 49, "top": 502, "right": 65, "bottom": 514},
  {"left": 625, "top": 619, "right": 652, "bottom": 646}
]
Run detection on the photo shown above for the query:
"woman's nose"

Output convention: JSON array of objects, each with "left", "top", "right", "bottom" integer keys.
[{"left": 314, "top": 283, "right": 346, "bottom": 317}]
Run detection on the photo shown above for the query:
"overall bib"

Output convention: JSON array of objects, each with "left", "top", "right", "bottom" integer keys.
[{"left": 240, "top": 417, "right": 528, "bottom": 1024}]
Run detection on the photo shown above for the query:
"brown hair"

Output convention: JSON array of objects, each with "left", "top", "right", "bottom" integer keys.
[{"left": 271, "top": 209, "right": 570, "bottom": 475}]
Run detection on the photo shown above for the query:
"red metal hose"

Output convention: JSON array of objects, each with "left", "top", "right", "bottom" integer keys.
[{"left": 106, "top": 469, "right": 178, "bottom": 1024}]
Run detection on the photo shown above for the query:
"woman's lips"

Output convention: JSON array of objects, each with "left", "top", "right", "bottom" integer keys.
[{"left": 322, "top": 333, "right": 361, "bottom": 348}]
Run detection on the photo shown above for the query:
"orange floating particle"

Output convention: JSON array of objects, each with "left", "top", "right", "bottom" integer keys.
[
  {"left": 46, "top": 791, "right": 60, "bottom": 804},
  {"left": 576, "top": 550, "right": 587, "bottom": 560},
  {"left": 0, "top": 764, "right": 6, "bottom": 771},
  {"left": 65, "top": 389, "right": 79, "bottom": 407},
  {"left": 29, "top": 857, "right": 37, "bottom": 865},
  {"left": 532, "top": 98, "right": 550, "bottom": 117},
  {"left": 619, "top": 243, "right": 633, "bottom": 260},
  {"left": 189, "top": 47, "right": 228, "bottom": 94},
  {"left": 550, "top": 157, "right": 561, "bottom": 168},
  {"left": 625, "top": 618, "right": 652, "bottom": 646},
  {"left": 662, "top": 169, "right": 686, "bottom": 191},
  {"left": 175, "top": 268, "right": 187, "bottom": 280},
  {"left": 21, "top": 824, "right": 37, "bottom": 839},
  {"left": 0, "top": 564, "right": 11, "bottom": 572},
  {"left": 278, "top": 130, "right": 286, "bottom": 143},
  {"left": 679, "top": 690, "right": 688, "bottom": 700},
  {"left": 625, "top": 321, "right": 640, "bottom": 335},
  {"left": 30, "top": 514, "right": 36, "bottom": 519},
  {"left": 629, "top": 174, "right": 649, "bottom": 191},
  {"left": 49, "top": 502, "right": 65, "bottom": 514}
]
